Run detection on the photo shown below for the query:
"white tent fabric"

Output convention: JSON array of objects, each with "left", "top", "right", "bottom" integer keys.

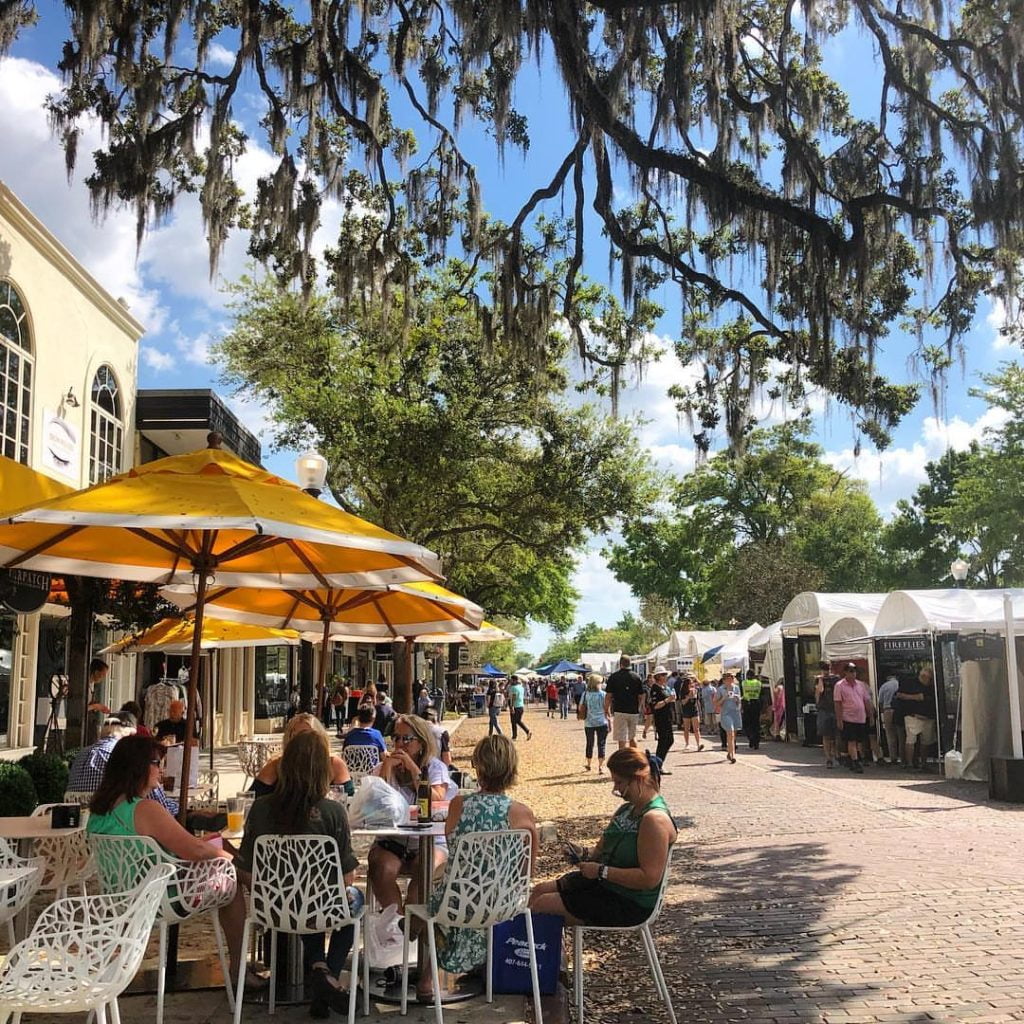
[
  {"left": 872, "top": 588, "right": 1024, "bottom": 636},
  {"left": 579, "top": 651, "right": 622, "bottom": 675},
  {"left": 748, "top": 621, "right": 783, "bottom": 682},
  {"left": 668, "top": 625, "right": 763, "bottom": 660},
  {"left": 823, "top": 615, "right": 880, "bottom": 660},
  {"left": 781, "top": 592, "right": 887, "bottom": 639}
]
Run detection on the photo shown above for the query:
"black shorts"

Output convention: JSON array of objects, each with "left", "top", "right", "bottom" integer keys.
[
  {"left": 374, "top": 838, "right": 418, "bottom": 863},
  {"left": 548, "top": 698, "right": 558, "bottom": 710},
  {"left": 842, "top": 721, "right": 868, "bottom": 743},
  {"left": 556, "top": 872, "right": 652, "bottom": 927}
]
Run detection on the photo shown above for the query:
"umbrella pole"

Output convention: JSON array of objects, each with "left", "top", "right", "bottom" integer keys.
[
  {"left": 317, "top": 616, "right": 331, "bottom": 724},
  {"left": 178, "top": 556, "right": 210, "bottom": 826}
]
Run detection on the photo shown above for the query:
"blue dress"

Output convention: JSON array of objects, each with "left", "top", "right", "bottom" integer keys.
[
  {"left": 429, "top": 792, "right": 512, "bottom": 973},
  {"left": 718, "top": 683, "right": 743, "bottom": 731}
]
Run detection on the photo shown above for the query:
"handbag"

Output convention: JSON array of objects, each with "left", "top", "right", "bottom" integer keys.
[
  {"left": 576, "top": 699, "right": 587, "bottom": 721},
  {"left": 490, "top": 912, "right": 563, "bottom": 995}
]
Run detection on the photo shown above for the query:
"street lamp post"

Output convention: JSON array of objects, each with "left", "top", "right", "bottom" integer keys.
[
  {"left": 296, "top": 450, "right": 329, "bottom": 498},
  {"left": 950, "top": 557, "right": 970, "bottom": 588}
]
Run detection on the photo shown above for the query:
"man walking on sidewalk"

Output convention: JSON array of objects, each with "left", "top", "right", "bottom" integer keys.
[
  {"left": 834, "top": 663, "right": 873, "bottom": 774},
  {"left": 741, "top": 669, "right": 763, "bottom": 749},
  {"left": 508, "top": 676, "right": 532, "bottom": 740},
  {"left": 605, "top": 654, "right": 644, "bottom": 750}
]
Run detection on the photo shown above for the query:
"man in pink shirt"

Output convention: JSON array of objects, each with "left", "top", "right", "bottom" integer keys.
[{"left": 834, "top": 663, "right": 873, "bottom": 774}]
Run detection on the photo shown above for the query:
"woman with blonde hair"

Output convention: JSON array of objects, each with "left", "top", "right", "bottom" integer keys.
[
  {"left": 251, "top": 712, "right": 352, "bottom": 796},
  {"left": 580, "top": 673, "right": 609, "bottom": 774},
  {"left": 529, "top": 747, "right": 675, "bottom": 926},
  {"left": 368, "top": 715, "right": 456, "bottom": 915},
  {"left": 236, "top": 731, "right": 360, "bottom": 1016},
  {"left": 418, "top": 734, "right": 538, "bottom": 1000}
]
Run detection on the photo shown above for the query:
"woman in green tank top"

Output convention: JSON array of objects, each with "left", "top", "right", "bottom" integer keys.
[{"left": 529, "top": 747, "right": 676, "bottom": 927}]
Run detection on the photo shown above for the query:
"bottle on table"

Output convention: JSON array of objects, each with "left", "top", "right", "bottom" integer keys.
[{"left": 417, "top": 778, "right": 432, "bottom": 823}]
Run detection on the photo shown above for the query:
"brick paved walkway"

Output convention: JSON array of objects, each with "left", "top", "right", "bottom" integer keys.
[{"left": 627, "top": 737, "right": 1024, "bottom": 1024}]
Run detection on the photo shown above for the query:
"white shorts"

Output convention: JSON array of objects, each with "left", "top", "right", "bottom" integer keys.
[
  {"left": 904, "top": 716, "right": 936, "bottom": 745},
  {"left": 612, "top": 713, "right": 639, "bottom": 743}
]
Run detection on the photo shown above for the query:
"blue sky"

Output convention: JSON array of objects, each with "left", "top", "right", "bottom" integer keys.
[{"left": 0, "top": 9, "right": 1014, "bottom": 658}]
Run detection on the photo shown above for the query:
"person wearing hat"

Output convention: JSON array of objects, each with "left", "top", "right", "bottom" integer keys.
[
  {"left": 647, "top": 666, "right": 677, "bottom": 773},
  {"left": 833, "top": 663, "right": 874, "bottom": 774}
]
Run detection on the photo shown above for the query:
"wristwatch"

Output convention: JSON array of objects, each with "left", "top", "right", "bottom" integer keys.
[{"left": 598, "top": 864, "right": 609, "bottom": 882}]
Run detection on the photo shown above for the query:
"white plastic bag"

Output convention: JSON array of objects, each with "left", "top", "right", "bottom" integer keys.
[
  {"left": 348, "top": 775, "right": 408, "bottom": 829},
  {"left": 365, "top": 903, "right": 413, "bottom": 970}
]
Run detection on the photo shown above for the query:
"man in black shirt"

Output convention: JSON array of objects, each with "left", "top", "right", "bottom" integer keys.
[
  {"left": 898, "top": 666, "right": 937, "bottom": 769},
  {"left": 604, "top": 655, "right": 644, "bottom": 750},
  {"left": 154, "top": 700, "right": 197, "bottom": 744}
]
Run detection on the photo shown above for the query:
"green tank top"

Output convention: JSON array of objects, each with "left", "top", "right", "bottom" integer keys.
[
  {"left": 599, "top": 794, "right": 673, "bottom": 911},
  {"left": 86, "top": 798, "right": 142, "bottom": 836}
]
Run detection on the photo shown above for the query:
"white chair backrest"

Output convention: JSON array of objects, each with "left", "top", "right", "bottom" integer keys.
[
  {"left": 197, "top": 769, "right": 220, "bottom": 803},
  {"left": 63, "top": 791, "right": 94, "bottom": 806},
  {"left": 11, "top": 862, "right": 175, "bottom": 1005},
  {"left": 90, "top": 832, "right": 236, "bottom": 924},
  {"left": 237, "top": 739, "right": 280, "bottom": 779},
  {"left": 434, "top": 829, "right": 532, "bottom": 929},
  {"left": 342, "top": 745, "right": 381, "bottom": 776},
  {"left": 646, "top": 842, "right": 675, "bottom": 925},
  {"left": 30, "top": 804, "right": 94, "bottom": 892},
  {"left": 250, "top": 834, "right": 353, "bottom": 935}
]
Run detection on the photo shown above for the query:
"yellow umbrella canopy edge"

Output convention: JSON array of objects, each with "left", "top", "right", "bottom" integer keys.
[
  {"left": 0, "top": 457, "right": 73, "bottom": 516},
  {"left": 100, "top": 616, "right": 301, "bottom": 654},
  {"left": 0, "top": 444, "right": 444, "bottom": 822}
]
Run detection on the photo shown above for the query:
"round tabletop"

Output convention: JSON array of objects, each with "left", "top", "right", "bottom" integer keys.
[{"left": 0, "top": 816, "right": 84, "bottom": 841}]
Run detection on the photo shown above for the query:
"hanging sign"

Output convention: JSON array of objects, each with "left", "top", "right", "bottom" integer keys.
[
  {"left": 876, "top": 636, "right": 931, "bottom": 657},
  {"left": 0, "top": 568, "right": 52, "bottom": 613},
  {"left": 41, "top": 410, "right": 80, "bottom": 480}
]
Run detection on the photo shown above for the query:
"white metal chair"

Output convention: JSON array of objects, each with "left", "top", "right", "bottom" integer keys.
[
  {"left": 401, "top": 829, "right": 543, "bottom": 1024},
  {"left": 237, "top": 739, "right": 280, "bottom": 785},
  {"left": 195, "top": 769, "right": 220, "bottom": 806},
  {"left": 29, "top": 804, "right": 96, "bottom": 901},
  {"left": 572, "top": 846, "right": 677, "bottom": 1024},
  {"left": 62, "top": 791, "right": 94, "bottom": 807},
  {"left": 90, "top": 833, "right": 237, "bottom": 1024},
  {"left": 0, "top": 862, "right": 174, "bottom": 1024},
  {"left": 340, "top": 745, "right": 381, "bottom": 783},
  {"left": 0, "top": 837, "right": 45, "bottom": 949},
  {"left": 234, "top": 834, "right": 367, "bottom": 1024}
]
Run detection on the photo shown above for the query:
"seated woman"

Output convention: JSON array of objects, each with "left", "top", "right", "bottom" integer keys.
[
  {"left": 235, "top": 731, "right": 361, "bottom": 1018},
  {"left": 251, "top": 712, "right": 352, "bottom": 797},
  {"left": 367, "top": 714, "right": 456, "bottom": 915},
  {"left": 422, "top": 734, "right": 537, "bottom": 1000},
  {"left": 529, "top": 747, "right": 676, "bottom": 927},
  {"left": 86, "top": 734, "right": 260, "bottom": 989}
]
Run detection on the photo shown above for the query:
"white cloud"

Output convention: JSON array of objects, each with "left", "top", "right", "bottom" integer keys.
[
  {"left": 141, "top": 346, "right": 176, "bottom": 372},
  {"left": 0, "top": 57, "right": 168, "bottom": 333},
  {"left": 207, "top": 43, "right": 236, "bottom": 69},
  {"left": 987, "top": 296, "right": 1016, "bottom": 350}
]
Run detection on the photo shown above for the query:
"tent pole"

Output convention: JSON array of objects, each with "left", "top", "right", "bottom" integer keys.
[
  {"left": 316, "top": 616, "right": 331, "bottom": 724},
  {"left": 1004, "top": 593, "right": 1023, "bottom": 760}
]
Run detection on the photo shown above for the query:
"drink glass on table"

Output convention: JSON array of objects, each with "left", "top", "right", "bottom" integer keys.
[{"left": 226, "top": 797, "right": 246, "bottom": 832}]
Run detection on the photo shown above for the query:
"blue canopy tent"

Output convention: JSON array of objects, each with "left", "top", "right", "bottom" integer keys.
[
  {"left": 480, "top": 662, "right": 507, "bottom": 677},
  {"left": 539, "top": 659, "right": 589, "bottom": 675}
]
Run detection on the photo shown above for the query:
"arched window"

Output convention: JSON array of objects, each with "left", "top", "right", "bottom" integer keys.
[
  {"left": 0, "top": 280, "right": 33, "bottom": 464},
  {"left": 89, "top": 365, "right": 123, "bottom": 483}
]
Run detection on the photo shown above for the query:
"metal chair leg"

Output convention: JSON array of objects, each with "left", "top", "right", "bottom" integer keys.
[
  {"left": 523, "top": 911, "right": 544, "bottom": 1024},
  {"left": 573, "top": 927, "right": 584, "bottom": 1023}
]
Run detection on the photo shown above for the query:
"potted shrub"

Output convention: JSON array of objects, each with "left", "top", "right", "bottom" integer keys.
[
  {"left": 19, "top": 752, "right": 70, "bottom": 804},
  {"left": 0, "top": 762, "right": 38, "bottom": 816}
]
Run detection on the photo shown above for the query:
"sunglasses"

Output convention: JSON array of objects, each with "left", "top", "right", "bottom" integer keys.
[
  {"left": 149, "top": 759, "right": 163, "bottom": 767},
  {"left": 393, "top": 734, "right": 418, "bottom": 744}
]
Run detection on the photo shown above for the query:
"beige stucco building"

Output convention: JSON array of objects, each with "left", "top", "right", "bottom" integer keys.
[{"left": 0, "top": 181, "right": 144, "bottom": 758}]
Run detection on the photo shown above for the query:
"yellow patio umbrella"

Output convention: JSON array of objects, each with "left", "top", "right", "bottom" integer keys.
[
  {"left": 413, "top": 620, "right": 516, "bottom": 644},
  {"left": 0, "top": 456, "right": 73, "bottom": 514},
  {"left": 100, "top": 616, "right": 302, "bottom": 654},
  {"left": 166, "top": 579, "right": 485, "bottom": 714},
  {"left": 0, "top": 443, "right": 443, "bottom": 820}
]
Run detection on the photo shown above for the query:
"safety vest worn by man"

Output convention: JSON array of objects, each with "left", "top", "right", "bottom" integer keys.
[{"left": 741, "top": 677, "right": 762, "bottom": 702}]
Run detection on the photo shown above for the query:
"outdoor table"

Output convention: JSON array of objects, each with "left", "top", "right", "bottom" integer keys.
[
  {"left": 353, "top": 820, "right": 480, "bottom": 1005},
  {"left": 0, "top": 815, "right": 84, "bottom": 938}
]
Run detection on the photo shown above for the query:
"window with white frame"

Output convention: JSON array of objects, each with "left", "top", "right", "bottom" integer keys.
[
  {"left": 89, "top": 365, "right": 123, "bottom": 483},
  {"left": 0, "top": 279, "right": 33, "bottom": 464}
]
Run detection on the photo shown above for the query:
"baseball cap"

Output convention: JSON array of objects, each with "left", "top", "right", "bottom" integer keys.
[{"left": 844, "top": 662, "right": 857, "bottom": 671}]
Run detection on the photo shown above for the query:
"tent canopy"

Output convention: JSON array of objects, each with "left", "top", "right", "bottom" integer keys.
[
  {"left": 780, "top": 593, "right": 887, "bottom": 639},
  {"left": 579, "top": 651, "right": 621, "bottom": 674},
  {"left": 823, "top": 614, "right": 880, "bottom": 659},
  {"left": 871, "top": 588, "right": 1024, "bottom": 636},
  {"left": 480, "top": 662, "right": 507, "bottom": 677},
  {"left": 669, "top": 625, "right": 762, "bottom": 663},
  {"left": 747, "top": 621, "right": 781, "bottom": 654},
  {"left": 539, "top": 659, "right": 588, "bottom": 675}
]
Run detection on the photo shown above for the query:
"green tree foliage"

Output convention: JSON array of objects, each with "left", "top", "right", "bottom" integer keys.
[
  {"left": 215, "top": 276, "right": 658, "bottom": 628},
  {"left": 537, "top": 610, "right": 668, "bottom": 665},
  {"left": 608, "top": 421, "right": 884, "bottom": 624},
  {"left": 9, "top": 1, "right": 1024, "bottom": 447}
]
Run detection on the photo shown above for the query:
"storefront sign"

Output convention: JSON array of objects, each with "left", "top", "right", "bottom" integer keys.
[
  {"left": 0, "top": 568, "right": 52, "bottom": 613},
  {"left": 41, "top": 410, "right": 80, "bottom": 479},
  {"left": 876, "top": 636, "right": 931, "bottom": 657},
  {"left": 458, "top": 645, "right": 470, "bottom": 665}
]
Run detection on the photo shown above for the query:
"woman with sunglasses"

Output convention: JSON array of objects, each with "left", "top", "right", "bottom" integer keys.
[
  {"left": 528, "top": 747, "right": 676, "bottom": 927},
  {"left": 87, "top": 734, "right": 259, "bottom": 989},
  {"left": 367, "top": 714, "right": 457, "bottom": 915}
]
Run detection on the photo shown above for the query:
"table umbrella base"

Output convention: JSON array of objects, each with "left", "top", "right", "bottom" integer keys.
[{"left": 368, "top": 966, "right": 482, "bottom": 1006}]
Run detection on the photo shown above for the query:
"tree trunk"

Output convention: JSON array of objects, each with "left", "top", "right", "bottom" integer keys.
[{"left": 392, "top": 639, "right": 411, "bottom": 713}]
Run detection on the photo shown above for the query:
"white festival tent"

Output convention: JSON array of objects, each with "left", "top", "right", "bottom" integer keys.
[
  {"left": 579, "top": 651, "right": 622, "bottom": 675},
  {"left": 748, "top": 621, "right": 783, "bottom": 682},
  {"left": 634, "top": 640, "right": 670, "bottom": 678},
  {"left": 780, "top": 592, "right": 888, "bottom": 642},
  {"left": 665, "top": 625, "right": 763, "bottom": 677},
  {"left": 866, "top": 588, "right": 1024, "bottom": 782}
]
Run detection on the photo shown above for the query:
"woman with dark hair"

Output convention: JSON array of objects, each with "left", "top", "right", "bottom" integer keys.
[
  {"left": 86, "top": 735, "right": 256, "bottom": 987},
  {"left": 528, "top": 747, "right": 676, "bottom": 926},
  {"left": 367, "top": 714, "right": 456, "bottom": 915},
  {"left": 235, "top": 731, "right": 360, "bottom": 1017},
  {"left": 251, "top": 712, "right": 352, "bottom": 797}
]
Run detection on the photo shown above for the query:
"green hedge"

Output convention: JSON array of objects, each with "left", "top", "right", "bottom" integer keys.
[
  {"left": 0, "top": 761, "right": 38, "bottom": 816},
  {"left": 19, "top": 751, "right": 70, "bottom": 804}
]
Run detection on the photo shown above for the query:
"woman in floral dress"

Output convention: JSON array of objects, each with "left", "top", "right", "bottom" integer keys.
[{"left": 422, "top": 734, "right": 538, "bottom": 998}]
